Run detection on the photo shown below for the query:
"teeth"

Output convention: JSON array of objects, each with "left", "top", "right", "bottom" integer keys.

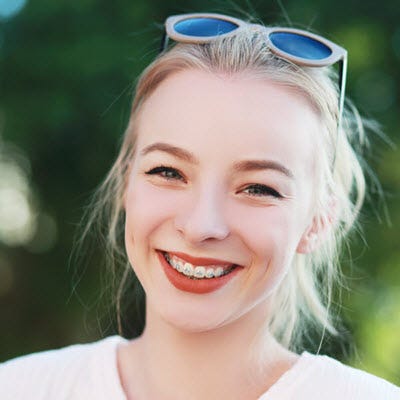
[
  {"left": 194, "top": 266, "right": 206, "bottom": 278},
  {"left": 183, "top": 262, "right": 193, "bottom": 276},
  {"left": 176, "top": 261, "right": 184, "bottom": 273},
  {"left": 163, "top": 252, "right": 235, "bottom": 279},
  {"left": 205, "top": 268, "right": 215, "bottom": 278}
]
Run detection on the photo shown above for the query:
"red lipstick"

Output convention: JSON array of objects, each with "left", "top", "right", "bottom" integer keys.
[
  {"left": 167, "top": 251, "right": 234, "bottom": 266},
  {"left": 157, "top": 251, "right": 241, "bottom": 294}
]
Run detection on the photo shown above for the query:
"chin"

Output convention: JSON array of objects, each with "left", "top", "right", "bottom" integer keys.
[{"left": 153, "top": 298, "right": 231, "bottom": 333}]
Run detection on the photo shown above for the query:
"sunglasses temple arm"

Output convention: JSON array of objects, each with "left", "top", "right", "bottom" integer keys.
[
  {"left": 159, "top": 31, "right": 169, "bottom": 53},
  {"left": 332, "top": 55, "right": 348, "bottom": 171}
]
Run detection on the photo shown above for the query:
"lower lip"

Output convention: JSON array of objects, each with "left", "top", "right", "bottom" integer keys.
[{"left": 157, "top": 251, "right": 241, "bottom": 294}]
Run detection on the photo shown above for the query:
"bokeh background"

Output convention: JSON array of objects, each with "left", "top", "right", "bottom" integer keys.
[{"left": 0, "top": 0, "right": 399, "bottom": 386}]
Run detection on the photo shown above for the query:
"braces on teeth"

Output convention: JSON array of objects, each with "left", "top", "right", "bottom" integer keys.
[{"left": 164, "top": 253, "right": 236, "bottom": 279}]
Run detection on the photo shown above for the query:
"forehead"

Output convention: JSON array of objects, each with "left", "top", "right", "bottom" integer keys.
[{"left": 135, "top": 69, "right": 321, "bottom": 175}]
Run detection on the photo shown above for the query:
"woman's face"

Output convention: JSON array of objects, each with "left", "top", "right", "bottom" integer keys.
[{"left": 124, "top": 69, "right": 321, "bottom": 332}]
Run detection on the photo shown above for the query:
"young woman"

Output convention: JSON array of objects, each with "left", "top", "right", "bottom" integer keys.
[{"left": 1, "top": 13, "right": 399, "bottom": 400}]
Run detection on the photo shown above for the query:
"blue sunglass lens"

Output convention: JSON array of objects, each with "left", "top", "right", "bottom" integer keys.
[
  {"left": 174, "top": 17, "right": 239, "bottom": 37},
  {"left": 269, "top": 32, "right": 332, "bottom": 60}
]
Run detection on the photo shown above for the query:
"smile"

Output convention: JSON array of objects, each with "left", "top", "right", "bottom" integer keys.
[
  {"left": 163, "top": 252, "right": 237, "bottom": 279},
  {"left": 157, "top": 250, "right": 242, "bottom": 294}
]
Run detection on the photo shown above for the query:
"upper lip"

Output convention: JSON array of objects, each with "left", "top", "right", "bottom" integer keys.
[{"left": 161, "top": 250, "right": 241, "bottom": 267}]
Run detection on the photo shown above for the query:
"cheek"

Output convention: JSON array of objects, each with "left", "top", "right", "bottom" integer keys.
[
  {"left": 124, "top": 179, "right": 184, "bottom": 246},
  {"left": 234, "top": 207, "right": 304, "bottom": 304},
  {"left": 124, "top": 181, "right": 175, "bottom": 282},
  {"left": 234, "top": 205, "right": 303, "bottom": 267}
]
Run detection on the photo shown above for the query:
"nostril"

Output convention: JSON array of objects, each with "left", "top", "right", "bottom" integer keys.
[
  {"left": 175, "top": 221, "right": 230, "bottom": 242},
  {"left": 173, "top": 193, "right": 230, "bottom": 242}
]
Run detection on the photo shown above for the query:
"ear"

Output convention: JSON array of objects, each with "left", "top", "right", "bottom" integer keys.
[
  {"left": 296, "top": 222, "right": 320, "bottom": 254},
  {"left": 296, "top": 195, "right": 338, "bottom": 254}
]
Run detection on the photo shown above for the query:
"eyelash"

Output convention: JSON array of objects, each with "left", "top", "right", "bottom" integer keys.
[
  {"left": 145, "top": 166, "right": 283, "bottom": 198},
  {"left": 145, "top": 165, "right": 185, "bottom": 181},
  {"left": 241, "top": 184, "right": 282, "bottom": 198}
]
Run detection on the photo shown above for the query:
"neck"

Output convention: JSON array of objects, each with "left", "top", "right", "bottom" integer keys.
[{"left": 119, "top": 301, "right": 298, "bottom": 400}]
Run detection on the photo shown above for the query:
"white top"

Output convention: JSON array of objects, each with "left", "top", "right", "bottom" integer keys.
[{"left": 0, "top": 336, "right": 399, "bottom": 399}]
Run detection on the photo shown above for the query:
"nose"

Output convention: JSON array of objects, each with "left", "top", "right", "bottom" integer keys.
[{"left": 174, "top": 186, "right": 230, "bottom": 243}]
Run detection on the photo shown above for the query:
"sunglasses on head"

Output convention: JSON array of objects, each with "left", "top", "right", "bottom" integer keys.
[{"left": 161, "top": 13, "right": 348, "bottom": 168}]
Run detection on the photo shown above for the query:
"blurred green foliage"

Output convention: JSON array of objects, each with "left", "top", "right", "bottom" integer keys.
[{"left": 0, "top": 0, "right": 399, "bottom": 386}]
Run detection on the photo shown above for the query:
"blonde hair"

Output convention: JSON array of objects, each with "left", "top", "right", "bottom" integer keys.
[{"left": 80, "top": 25, "right": 372, "bottom": 350}]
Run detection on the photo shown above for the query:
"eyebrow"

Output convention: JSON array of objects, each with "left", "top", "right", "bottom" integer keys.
[
  {"left": 140, "top": 142, "right": 293, "bottom": 179},
  {"left": 232, "top": 160, "right": 294, "bottom": 179},
  {"left": 140, "top": 142, "right": 199, "bottom": 164}
]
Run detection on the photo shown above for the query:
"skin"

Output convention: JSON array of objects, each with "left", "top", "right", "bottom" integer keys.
[{"left": 118, "top": 69, "right": 323, "bottom": 399}]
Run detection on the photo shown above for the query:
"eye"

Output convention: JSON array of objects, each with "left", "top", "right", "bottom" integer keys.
[
  {"left": 242, "top": 184, "right": 282, "bottom": 198},
  {"left": 145, "top": 165, "right": 185, "bottom": 182}
]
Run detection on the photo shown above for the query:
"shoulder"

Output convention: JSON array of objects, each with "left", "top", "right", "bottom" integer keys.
[
  {"left": 294, "top": 352, "right": 400, "bottom": 399},
  {"left": 0, "top": 336, "right": 127, "bottom": 400}
]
